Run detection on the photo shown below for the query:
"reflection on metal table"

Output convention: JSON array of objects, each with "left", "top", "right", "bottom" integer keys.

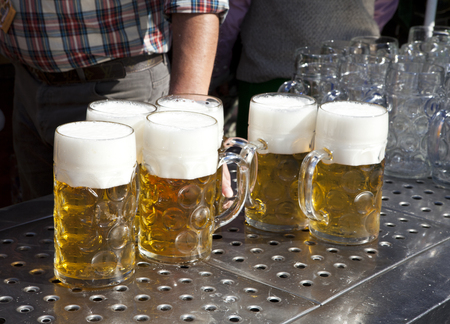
[{"left": 0, "top": 175, "right": 450, "bottom": 323}]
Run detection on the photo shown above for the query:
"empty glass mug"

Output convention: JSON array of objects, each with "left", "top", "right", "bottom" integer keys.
[
  {"left": 299, "top": 101, "right": 388, "bottom": 245},
  {"left": 428, "top": 109, "right": 450, "bottom": 188},
  {"left": 384, "top": 62, "right": 445, "bottom": 179},
  {"left": 138, "top": 111, "right": 249, "bottom": 264},
  {"left": 53, "top": 121, "right": 137, "bottom": 287},
  {"left": 230, "top": 93, "right": 318, "bottom": 232}
]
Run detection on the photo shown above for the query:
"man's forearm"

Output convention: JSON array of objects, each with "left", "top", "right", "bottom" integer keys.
[{"left": 170, "top": 13, "right": 220, "bottom": 95}]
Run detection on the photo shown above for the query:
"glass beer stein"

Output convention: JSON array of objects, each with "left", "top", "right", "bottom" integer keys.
[
  {"left": 299, "top": 101, "right": 388, "bottom": 245},
  {"left": 138, "top": 111, "right": 249, "bottom": 264},
  {"left": 53, "top": 121, "right": 137, "bottom": 287},
  {"left": 230, "top": 93, "right": 318, "bottom": 232}
]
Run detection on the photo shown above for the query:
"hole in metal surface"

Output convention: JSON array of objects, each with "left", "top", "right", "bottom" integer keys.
[
  {"left": 350, "top": 256, "right": 363, "bottom": 261},
  {"left": 435, "top": 201, "right": 443, "bottom": 206},
  {"left": 158, "top": 270, "right": 171, "bottom": 276},
  {"left": 180, "top": 294, "right": 194, "bottom": 301},
  {"left": 0, "top": 296, "right": 13, "bottom": 303},
  {"left": 2, "top": 239, "right": 13, "bottom": 244},
  {"left": 203, "top": 304, "right": 218, "bottom": 311},
  {"left": 334, "top": 263, "right": 347, "bottom": 269},
  {"left": 212, "top": 249, "right": 224, "bottom": 255},
  {"left": 412, "top": 195, "right": 422, "bottom": 200},
  {"left": 288, "top": 247, "right": 301, "bottom": 253},
  {"left": 305, "top": 241, "right": 316, "bottom": 245},
  {"left": 380, "top": 212, "right": 387, "bottom": 216},
  {"left": 111, "top": 304, "right": 127, "bottom": 312},
  {"left": 35, "top": 253, "right": 50, "bottom": 259},
  {"left": 318, "top": 271, "right": 331, "bottom": 277},
  {"left": 268, "top": 240, "right": 280, "bottom": 246},
  {"left": 0, "top": 254, "right": 6, "bottom": 258},
  {"left": 300, "top": 280, "right": 313, "bottom": 287},
  {"left": 64, "top": 305, "right": 80, "bottom": 312},
  {"left": 50, "top": 278, "right": 61, "bottom": 284},
  {"left": 23, "top": 286, "right": 40, "bottom": 293},
  {"left": 251, "top": 248, "right": 264, "bottom": 254},
  {"left": 444, "top": 214, "right": 450, "bottom": 218},
  {"left": 385, "top": 223, "right": 396, "bottom": 227},
  {"left": 39, "top": 239, "right": 53, "bottom": 244},
  {"left": 311, "top": 255, "right": 324, "bottom": 261},
  {"left": 379, "top": 241, "right": 393, "bottom": 247},
  {"left": 181, "top": 314, "right": 196, "bottom": 322},
  {"left": 399, "top": 202, "right": 410, "bottom": 206},
  {"left": 90, "top": 295, "right": 106, "bottom": 302},
  {"left": 37, "top": 315, "right": 55, "bottom": 323},
  {"left": 228, "top": 315, "right": 242, "bottom": 322},
  {"left": 114, "top": 285, "right": 128, "bottom": 292},
  {"left": 157, "top": 304, "right": 172, "bottom": 311},
  {"left": 30, "top": 268, "right": 45, "bottom": 275},
  {"left": 393, "top": 235, "right": 405, "bottom": 240},
  {"left": 44, "top": 295, "right": 59, "bottom": 302},
  {"left": 385, "top": 180, "right": 393, "bottom": 184},
  {"left": 228, "top": 227, "right": 239, "bottom": 232},
  {"left": 277, "top": 272, "right": 290, "bottom": 279},
  {"left": 200, "top": 271, "right": 212, "bottom": 277},
  {"left": 134, "top": 315, "right": 150, "bottom": 322},
  {"left": 46, "top": 226, "right": 55, "bottom": 231},
  {"left": 294, "top": 262, "right": 307, "bottom": 269},
  {"left": 421, "top": 223, "right": 431, "bottom": 228},
  {"left": 212, "top": 234, "right": 222, "bottom": 239},
  {"left": 202, "top": 286, "right": 216, "bottom": 292},
  {"left": 17, "top": 245, "right": 31, "bottom": 251},
  {"left": 284, "top": 234, "right": 295, "bottom": 238},
  {"left": 230, "top": 241, "right": 242, "bottom": 246},
  {"left": 244, "top": 288, "right": 258, "bottom": 294},
  {"left": 158, "top": 286, "right": 172, "bottom": 292},
  {"left": 137, "top": 277, "right": 151, "bottom": 283},
  {"left": 16, "top": 305, "right": 34, "bottom": 313},
  {"left": 272, "top": 255, "right": 285, "bottom": 261},
  {"left": 254, "top": 264, "right": 267, "bottom": 270},
  {"left": 4, "top": 278, "right": 19, "bottom": 284},
  {"left": 232, "top": 256, "right": 245, "bottom": 262},
  {"left": 11, "top": 261, "right": 25, "bottom": 267},
  {"left": 398, "top": 218, "right": 408, "bottom": 222},
  {"left": 179, "top": 278, "right": 192, "bottom": 284},
  {"left": 24, "top": 232, "right": 36, "bottom": 237},
  {"left": 267, "top": 296, "right": 281, "bottom": 303},
  {"left": 71, "top": 288, "right": 82, "bottom": 293},
  {"left": 135, "top": 294, "right": 150, "bottom": 302},
  {"left": 408, "top": 229, "right": 418, "bottom": 234},
  {"left": 179, "top": 265, "right": 190, "bottom": 269},
  {"left": 221, "top": 279, "right": 235, "bottom": 285},
  {"left": 424, "top": 190, "right": 434, "bottom": 194},
  {"left": 133, "top": 314, "right": 150, "bottom": 322},
  {"left": 248, "top": 305, "right": 262, "bottom": 313},
  {"left": 86, "top": 315, "right": 103, "bottom": 322},
  {"left": 247, "top": 234, "right": 258, "bottom": 239},
  {"left": 421, "top": 207, "right": 431, "bottom": 212},
  {"left": 416, "top": 180, "right": 424, "bottom": 184},
  {"left": 392, "top": 190, "right": 401, "bottom": 194},
  {"left": 403, "top": 184, "right": 413, "bottom": 189},
  {"left": 137, "top": 262, "right": 151, "bottom": 267},
  {"left": 327, "top": 248, "right": 339, "bottom": 253},
  {"left": 364, "top": 248, "right": 377, "bottom": 255}
]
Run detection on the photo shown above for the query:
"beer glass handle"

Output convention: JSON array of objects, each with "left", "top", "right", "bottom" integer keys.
[
  {"left": 214, "top": 153, "right": 250, "bottom": 230},
  {"left": 298, "top": 148, "right": 332, "bottom": 224},
  {"left": 428, "top": 109, "right": 449, "bottom": 164},
  {"left": 278, "top": 79, "right": 308, "bottom": 95}
]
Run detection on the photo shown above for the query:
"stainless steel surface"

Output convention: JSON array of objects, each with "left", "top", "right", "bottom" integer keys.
[{"left": 0, "top": 176, "right": 450, "bottom": 323}]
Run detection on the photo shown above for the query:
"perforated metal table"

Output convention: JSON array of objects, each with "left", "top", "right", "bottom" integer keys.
[{"left": 1, "top": 176, "right": 450, "bottom": 323}]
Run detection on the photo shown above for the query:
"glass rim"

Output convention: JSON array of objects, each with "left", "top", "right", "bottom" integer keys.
[
  {"left": 88, "top": 99, "right": 157, "bottom": 117},
  {"left": 155, "top": 93, "right": 223, "bottom": 109},
  {"left": 146, "top": 110, "right": 218, "bottom": 128},
  {"left": 251, "top": 92, "right": 317, "bottom": 107},
  {"left": 320, "top": 101, "right": 388, "bottom": 118},
  {"left": 55, "top": 120, "right": 135, "bottom": 141}
]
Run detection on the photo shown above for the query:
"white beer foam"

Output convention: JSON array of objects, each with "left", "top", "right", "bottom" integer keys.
[
  {"left": 86, "top": 100, "right": 156, "bottom": 164},
  {"left": 143, "top": 111, "right": 219, "bottom": 179},
  {"left": 156, "top": 95, "right": 224, "bottom": 148},
  {"left": 54, "top": 121, "right": 136, "bottom": 189},
  {"left": 248, "top": 94, "right": 318, "bottom": 154},
  {"left": 315, "top": 101, "right": 388, "bottom": 165}
]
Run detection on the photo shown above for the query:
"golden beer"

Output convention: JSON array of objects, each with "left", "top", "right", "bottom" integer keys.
[
  {"left": 53, "top": 178, "right": 136, "bottom": 287},
  {"left": 138, "top": 165, "right": 217, "bottom": 263},
  {"left": 308, "top": 160, "right": 384, "bottom": 244},
  {"left": 53, "top": 121, "right": 137, "bottom": 287},
  {"left": 246, "top": 152, "right": 309, "bottom": 231}
]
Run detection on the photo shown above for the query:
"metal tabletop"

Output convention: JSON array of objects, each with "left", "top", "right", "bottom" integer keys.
[{"left": 1, "top": 176, "right": 450, "bottom": 323}]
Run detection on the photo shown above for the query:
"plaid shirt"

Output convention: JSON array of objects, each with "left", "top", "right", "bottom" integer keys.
[{"left": 0, "top": 0, "right": 228, "bottom": 72}]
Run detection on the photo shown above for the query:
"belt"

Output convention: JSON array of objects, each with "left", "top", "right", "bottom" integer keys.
[{"left": 26, "top": 53, "right": 164, "bottom": 86}]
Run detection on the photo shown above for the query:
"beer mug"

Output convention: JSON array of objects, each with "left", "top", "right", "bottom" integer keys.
[
  {"left": 53, "top": 121, "right": 137, "bottom": 287},
  {"left": 138, "top": 111, "right": 249, "bottom": 264},
  {"left": 428, "top": 109, "right": 450, "bottom": 188},
  {"left": 350, "top": 36, "right": 399, "bottom": 57},
  {"left": 278, "top": 46, "right": 341, "bottom": 104},
  {"left": 86, "top": 100, "right": 157, "bottom": 239},
  {"left": 232, "top": 93, "right": 318, "bottom": 232},
  {"left": 299, "top": 101, "right": 388, "bottom": 245}
]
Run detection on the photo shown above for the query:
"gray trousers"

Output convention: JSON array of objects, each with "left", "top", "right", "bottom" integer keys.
[{"left": 12, "top": 56, "right": 170, "bottom": 201}]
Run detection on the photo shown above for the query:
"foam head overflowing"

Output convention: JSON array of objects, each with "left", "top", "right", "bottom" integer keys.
[
  {"left": 86, "top": 100, "right": 156, "bottom": 163},
  {"left": 156, "top": 95, "right": 224, "bottom": 147},
  {"left": 54, "top": 121, "right": 136, "bottom": 188},
  {"left": 315, "top": 101, "right": 388, "bottom": 165},
  {"left": 143, "top": 111, "right": 219, "bottom": 179},
  {"left": 248, "top": 93, "right": 318, "bottom": 154}
]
